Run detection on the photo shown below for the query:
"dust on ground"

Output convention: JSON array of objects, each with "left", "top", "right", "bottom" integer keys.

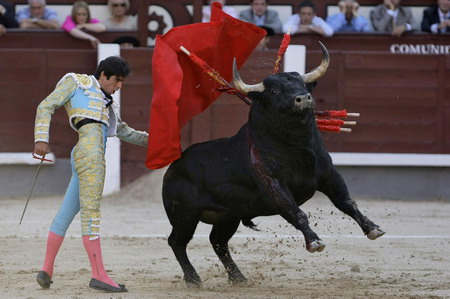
[{"left": 1, "top": 168, "right": 450, "bottom": 298}]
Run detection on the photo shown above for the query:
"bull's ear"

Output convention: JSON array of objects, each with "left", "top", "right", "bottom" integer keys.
[{"left": 306, "top": 81, "right": 317, "bottom": 93}]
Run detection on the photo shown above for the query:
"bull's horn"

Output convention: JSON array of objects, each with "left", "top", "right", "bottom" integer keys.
[
  {"left": 233, "top": 58, "right": 265, "bottom": 93},
  {"left": 302, "top": 41, "right": 330, "bottom": 83}
]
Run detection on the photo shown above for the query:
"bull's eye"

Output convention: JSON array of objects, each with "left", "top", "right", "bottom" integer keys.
[{"left": 272, "top": 89, "right": 279, "bottom": 95}]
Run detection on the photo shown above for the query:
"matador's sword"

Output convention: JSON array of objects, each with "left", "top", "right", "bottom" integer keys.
[{"left": 19, "top": 154, "right": 52, "bottom": 224}]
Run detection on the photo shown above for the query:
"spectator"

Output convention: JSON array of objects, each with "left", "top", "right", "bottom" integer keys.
[
  {"left": 370, "top": 0, "right": 418, "bottom": 36},
  {"left": 0, "top": 1, "right": 19, "bottom": 36},
  {"left": 103, "top": 0, "right": 137, "bottom": 30},
  {"left": 17, "top": 0, "right": 59, "bottom": 29},
  {"left": 202, "top": 0, "right": 237, "bottom": 22},
  {"left": 421, "top": 0, "right": 450, "bottom": 33},
  {"left": 282, "top": 1, "right": 334, "bottom": 37},
  {"left": 238, "top": 0, "right": 283, "bottom": 33},
  {"left": 112, "top": 35, "right": 140, "bottom": 48},
  {"left": 326, "top": 0, "right": 371, "bottom": 32},
  {"left": 255, "top": 25, "right": 275, "bottom": 50},
  {"left": 62, "top": 1, "right": 106, "bottom": 48}
]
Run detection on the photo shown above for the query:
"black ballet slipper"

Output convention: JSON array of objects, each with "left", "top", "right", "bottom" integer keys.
[
  {"left": 89, "top": 278, "right": 128, "bottom": 293},
  {"left": 36, "top": 271, "right": 53, "bottom": 289}
]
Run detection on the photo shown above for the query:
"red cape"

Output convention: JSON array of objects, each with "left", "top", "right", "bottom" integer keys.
[{"left": 146, "top": 3, "right": 266, "bottom": 169}]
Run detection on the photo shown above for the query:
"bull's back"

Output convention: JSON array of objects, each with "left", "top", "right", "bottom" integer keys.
[
  {"left": 162, "top": 125, "right": 259, "bottom": 208},
  {"left": 166, "top": 125, "right": 247, "bottom": 175}
]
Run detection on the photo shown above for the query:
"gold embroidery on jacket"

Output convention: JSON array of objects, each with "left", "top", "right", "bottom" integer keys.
[
  {"left": 61, "top": 73, "right": 93, "bottom": 90},
  {"left": 34, "top": 75, "right": 77, "bottom": 143}
]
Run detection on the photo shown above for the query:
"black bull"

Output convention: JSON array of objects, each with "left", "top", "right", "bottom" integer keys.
[{"left": 162, "top": 42, "right": 385, "bottom": 287}]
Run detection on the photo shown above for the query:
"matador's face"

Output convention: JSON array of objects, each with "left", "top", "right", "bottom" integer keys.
[{"left": 99, "top": 72, "right": 124, "bottom": 95}]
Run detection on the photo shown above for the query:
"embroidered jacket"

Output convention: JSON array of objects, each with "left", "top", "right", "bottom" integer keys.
[{"left": 34, "top": 73, "right": 148, "bottom": 146}]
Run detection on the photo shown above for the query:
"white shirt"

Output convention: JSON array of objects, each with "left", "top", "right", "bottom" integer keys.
[
  {"left": 282, "top": 14, "right": 334, "bottom": 37},
  {"left": 386, "top": 9, "right": 412, "bottom": 31},
  {"left": 430, "top": 9, "right": 450, "bottom": 33},
  {"left": 254, "top": 14, "right": 265, "bottom": 26},
  {"left": 92, "top": 76, "right": 120, "bottom": 137},
  {"left": 202, "top": 5, "right": 237, "bottom": 22}
]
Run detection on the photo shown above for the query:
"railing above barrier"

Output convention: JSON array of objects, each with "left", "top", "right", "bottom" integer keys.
[
  {"left": 1, "top": 29, "right": 449, "bottom": 52},
  {"left": 0, "top": 29, "right": 139, "bottom": 49}
]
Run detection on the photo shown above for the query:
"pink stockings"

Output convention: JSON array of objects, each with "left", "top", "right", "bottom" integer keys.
[
  {"left": 41, "top": 231, "right": 64, "bottom": 277},
  {"left": 82, "top": 236, "right": 119, "bottom": 288},
  {"left": 41, "top": 231, "right": 119, "bottom": 288}
]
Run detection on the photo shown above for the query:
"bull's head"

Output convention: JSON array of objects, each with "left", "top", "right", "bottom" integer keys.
[{"left": 233, "top": 42, "right": 329, "bottom": 112}]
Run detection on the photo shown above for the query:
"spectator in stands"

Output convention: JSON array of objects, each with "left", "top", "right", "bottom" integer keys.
[
  {"left": 0, "top": 0, "right": 19, "bottom": 36},
  {"left": 255, "top": 25, "right": 275, "bottom": 50},
  {"left": 282, "top": 1, "right": 334, "bottom": 37},
  {"left": 421, "top": 0, "right": 450, "bottom": 33},
  {"left": 326, "top": 0, "right": 371, "bottom": 32},
  {"left": 370, "top": 0, "right": 418, "bottom": 36},
  {"left": 17, "top": 0, "right": 59, "bottom": 29},
  {"left": 62, "top": 1, "right": 106, "bottom": 48},
  {"left": 103, "top": 0, "right": 137, "bottom": 30},
  {"left": 202, "top": 0, "right": 237, "bottom": 22},
  {"left": 238, "top": 0, "right": 283, "bottom": 33}
]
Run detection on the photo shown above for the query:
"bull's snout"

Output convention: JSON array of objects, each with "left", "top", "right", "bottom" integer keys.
[
  {"left": 295, "top": 94, "right": 312, "bottom": 103},
  {"left": 294, "top": 93, "right": 314, "bottom": 110}
]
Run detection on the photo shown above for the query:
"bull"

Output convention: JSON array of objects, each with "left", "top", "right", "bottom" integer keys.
[{"left": 162, "top": 42, "right": 385, "bottom": 287}]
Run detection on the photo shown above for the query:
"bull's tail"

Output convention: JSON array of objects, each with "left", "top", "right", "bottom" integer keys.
[{"left": 242, "top": 218, "right": 260, "bottom": 231}]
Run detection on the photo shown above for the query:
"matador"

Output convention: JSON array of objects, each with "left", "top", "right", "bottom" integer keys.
[{"left": 34, "top": 56, "right": 147, "bottom": 293}]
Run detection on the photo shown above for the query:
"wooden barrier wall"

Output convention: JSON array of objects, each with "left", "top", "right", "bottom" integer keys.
[
  {"left": 0, "top": 29, "right": 140, "bottom": 49},
  {"left": 1, "top": 0, "right": 449, "bottom": 186},
  {"left": 196, "top": 41, "right": 450, "bottom": 155}
]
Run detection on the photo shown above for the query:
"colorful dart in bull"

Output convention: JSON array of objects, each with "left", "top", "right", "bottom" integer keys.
[
  {"left": 273, "top": 30, "right": 291, "bottom": 74},
  {"left": 314, "top": 109, "right": 360, "bottom": 133},
  {"left": 314, "top": 109, "right": 360, "bottom": 118}
]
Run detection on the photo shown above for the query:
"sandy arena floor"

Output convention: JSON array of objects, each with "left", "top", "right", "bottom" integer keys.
[{"left": 1, "top": 168, "right": 450, "bottom": 298}]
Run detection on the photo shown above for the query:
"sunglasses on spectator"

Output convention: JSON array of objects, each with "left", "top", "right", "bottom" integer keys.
[{"left": 112, "top": 3, "right": 126, "bottom": 7}]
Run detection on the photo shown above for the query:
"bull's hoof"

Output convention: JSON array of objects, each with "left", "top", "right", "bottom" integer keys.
[
  {"left": 185, "top": 280, "right": 202, "bottom": 288},
  {"left": 184, "top": 276, "right": 202, "bottom": 288},
  {"left": 367, "top": 228, "right": 386, "bottom": 240},
  {"left": 229, "top": 273, "right": 248, "bottom": 285},
  {"left": 306, "top": 240, "right": 326, "bottom": 253}
]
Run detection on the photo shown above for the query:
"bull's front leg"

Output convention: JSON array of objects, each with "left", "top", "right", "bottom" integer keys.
[
  {"left": 320, "top": 169, "right": 385, "bottom": 240},
  {"left": 260, "top": 181, "right": 326, "bottom": 252},
  {"left": 251, "top": 146, "right": 325, "bottom": 252},
  {"left": 280, "top": 203, "right": 327, "bottom": 253}
]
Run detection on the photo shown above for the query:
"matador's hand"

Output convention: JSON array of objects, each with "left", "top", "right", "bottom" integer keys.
[{"left": 34, "top": 142, "right": 50, "bottom": 157}]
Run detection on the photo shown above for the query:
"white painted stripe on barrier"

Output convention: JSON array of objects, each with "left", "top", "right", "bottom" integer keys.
[
  {"left": 0, "top": 152, "right": 55, "bottom": 165},
  {"left": 330, "top": 153, "right": 450, "bottom": 167},
  {"left": 2, "top": 151, "right": 450, "bottom": 168},
  {"left": 4, "top": 152, "right": 450, "bottom": 167}
]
